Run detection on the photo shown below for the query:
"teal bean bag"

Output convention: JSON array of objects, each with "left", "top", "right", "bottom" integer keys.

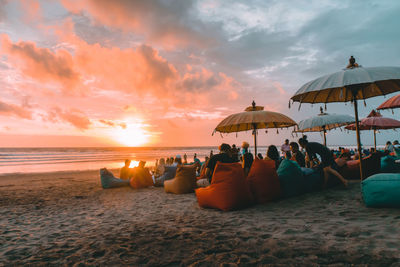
[
  {"left": 100, "top": 168, "right": 130, "bottom": 189},
  {"left": 301, "top": 167, "right": 323, "bottom": 193},
  {"left": 277, "top": 159, "right": 305, "bottom": 198},
  {"left": 362, "top": 173, "right": 400, "bottom": 207},
  {"left": 381, "top": 156, "right": 400, "bottom": 173}
]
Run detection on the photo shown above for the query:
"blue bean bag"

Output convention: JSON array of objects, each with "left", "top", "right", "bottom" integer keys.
[
  {"left": 100, "top": 168, "right": 130, "bottom": 189},
  {"left": 381, "top": 156, "right": 400, "bottom": 173},
  {"left": 277, "top": 159, "right": 305, "bottom": 198},
  {"left": 362, "top": 173, "right": 400, "bottom": 208},
  {"left": 301, "top": 167, "right": 323, "bottom": 193},
  {"left": 154, "top": 166, "right": 178, "bottom": 186}
]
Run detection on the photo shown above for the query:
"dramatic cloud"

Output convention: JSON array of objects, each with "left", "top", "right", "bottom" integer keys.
[
  {"left": 0, "top": 99, "right": 32, "bottom": 119},
  {"left": 0, "top": 34, "right": 81, "bottom": 94},
  {"left": 46, "top": 107, "right": 91, "bottom": 130},
  {"left": 61, "top": 0, "right": 217, "bottom": 47},
  {"left": 99, "top": 119, "right": 126, "bottom": 129}
]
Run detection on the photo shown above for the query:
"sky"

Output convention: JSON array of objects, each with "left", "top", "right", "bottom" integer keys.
[{"left": 0, "top": 0, "right": 400, "bottom": 147}]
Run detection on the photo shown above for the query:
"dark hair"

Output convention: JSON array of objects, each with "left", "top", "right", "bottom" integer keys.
[
  {"left": 267, "top": 145, "right": 280, "bottom": 161},
  {"left": 298, "top": 136, "right": 308, "bottom": 146},
  {"left": 257, "top": 153, "right": 263, "bottom": 159},
  {"left": 386, "top": 141, "right": 392, "bottom": 145},
  {"left": 124, "top": 159, "right": 131, "bottom": 165},
  {"left": 219, "top": 143, "right": 231, "bottom": 152},
  {"left": 289, "top": 142, "right": 299, "bottom": 150}
]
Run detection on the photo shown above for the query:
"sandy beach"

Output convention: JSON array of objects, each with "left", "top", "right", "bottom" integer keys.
[{"left": 1, "top": 170, "right": 399, "bottom": 266}]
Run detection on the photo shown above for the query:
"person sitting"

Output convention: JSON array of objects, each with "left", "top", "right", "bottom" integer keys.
[
  {"left": 290, "top": 142, "right": 305, "bottom": 167},
  {"left": 120, "top": 159, "right": 133, "bottom": 180},
  {"left": 265, "top": 145, "right": 281, "bottom": 169},
  {"left": 240, "top": 142, "right": 254, "bottom": 177},
  {"left": 281, "top": 139, "right": 290, "bottom": 155},
  {"left": 298, "top": 136, "right": 348, "bottom": 188},
  {"left": 155, "top": 158, "right": 166, "bottom": 177},
  {"left": 231, "top": 144, "right": 240, "bottom": 162},
  {"left": 173, "top": 156, "right": 182, "bottom": 167},
  {"left": 205, "top": 143, "right": 234, "bottom": 182},
  {"left": 385, "top": 141, "right": 394, "bottom": 153}
]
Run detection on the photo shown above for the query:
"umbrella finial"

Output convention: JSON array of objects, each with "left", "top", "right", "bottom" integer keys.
[
  {"left": 346, "top": 56, "right": 359, "bottom": 69},
  {"left": 252, "top": 100, "right": 256, "bottom": 108}
]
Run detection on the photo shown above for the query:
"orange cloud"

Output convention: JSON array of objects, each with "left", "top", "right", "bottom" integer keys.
[
  {"left": 0, "top": 34, "right": 81, "bottom": 95},
  {"left": 99, "top": 119, "right": 126, "bottom": 129},
  {"left": 0, "top": 99, "right": 32, "bottom": 119},
  {"left": 46, "top": 107, "right": 91, "bottom": 130}
]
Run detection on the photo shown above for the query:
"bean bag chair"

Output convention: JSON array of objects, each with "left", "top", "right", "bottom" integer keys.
[
  {"left": 154, "top": 166, "right": 177, "bottom": 186},
  {"left": 130, "top": 167, "right": 154, "bottom": 189},
  {"left": 381, "top": 156, "right": 400, "bottom": 173},
  {"left": 164, "top": 166, "right": 197, "bottom": 194},
  {"left": 362, "top": 173, "right": 400, "bottom": 207},
  {"left": 276, "top": 159, "right": 305, "bottom": 198},
  {"left": 301, "top": 167, "right": 323, "bottom": 193},
  {"left": 100, "top": 168, "right": 130, "bottom": 189},
  {"left": 195, "top": 162, "right": 253, "bottom": 211},
  {"left": 246, "top": 159, "right": 281, "bottom": 204}
]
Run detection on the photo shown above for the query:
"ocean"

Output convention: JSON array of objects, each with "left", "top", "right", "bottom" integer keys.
[{"left": 0, "top": 145, "right": 359, "bottom": 175}]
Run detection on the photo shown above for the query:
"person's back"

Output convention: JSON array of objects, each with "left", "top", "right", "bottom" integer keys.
[
  {"left": 305, "top": 142, "right": 331, "bottom": 162},
  {"left": 206, "top": 144, "right": 234, "bottom": 181},
  {"left": 120, "top": 159, "right": 132, "bottom": 180}
]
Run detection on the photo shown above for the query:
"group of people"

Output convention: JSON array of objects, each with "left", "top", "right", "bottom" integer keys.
[{"left": 119, "top": 137, "right": 399, "bottom": 189}]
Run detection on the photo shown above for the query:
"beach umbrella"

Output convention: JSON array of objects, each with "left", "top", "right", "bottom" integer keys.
[
  {"left": 290, "top": 57, "right": 400, "bottom": 179},
  {"left": 213, "top": 101, "right": 297, "bottom": 155},
  {"left": 377, "top": 93, "right": 400, "bottom": 111},
  {"left": 345, "top": 110, "right": 400, "bottom": 149},
  {"left": 296, "top": 107, "right": 355, "bottom": 146}
]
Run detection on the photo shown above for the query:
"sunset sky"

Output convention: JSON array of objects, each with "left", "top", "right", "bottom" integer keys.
[{"left": 1, "top": 0, "right": 400, "bottom": 147}]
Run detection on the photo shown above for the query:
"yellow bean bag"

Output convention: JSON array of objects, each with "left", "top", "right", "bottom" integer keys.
[{"left": 164, "top": 166, "right": 197, "bottom": 194}]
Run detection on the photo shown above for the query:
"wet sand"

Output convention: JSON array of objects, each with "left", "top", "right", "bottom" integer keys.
[{"left": 0, "top": 170, "right": 399, "bottom": 266}]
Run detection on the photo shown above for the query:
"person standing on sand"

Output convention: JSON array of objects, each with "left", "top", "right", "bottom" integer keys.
[
  {"left": 298, "top": 136, "right": 348, "bottom": 188},
  {"left": 120, "top": 159, "right": 133, "bottom": 180}
]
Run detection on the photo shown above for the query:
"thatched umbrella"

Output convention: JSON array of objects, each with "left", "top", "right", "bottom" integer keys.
[
  {"left": 291, "top": 57, "right": 400, "bottom": 179},
  {"left": 296, "top": 107, "right": 354, "bottom": 146},
  {"left": 214, "top": 101, "right": 297, "bottom": 155}
]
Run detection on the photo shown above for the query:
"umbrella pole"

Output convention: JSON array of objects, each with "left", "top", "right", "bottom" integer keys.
[
  {"left": 253, "top": 123, "right": 257, "bottom": 155},
  {"left": 353, "top": 98, "right": 364, "bottom": 180},
  {"left": 373, "top": 129, "right": 377, "bottom": 150}
]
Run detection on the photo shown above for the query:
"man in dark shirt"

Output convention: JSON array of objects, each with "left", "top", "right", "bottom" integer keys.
[
  {"left": 205, "top": 143, "right": 234, "bottom": 182},
  {"left": 299, "top": 137, "right": 348, "bottom": 188}
]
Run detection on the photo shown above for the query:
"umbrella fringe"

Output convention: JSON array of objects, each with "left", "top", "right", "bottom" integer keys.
[
  {"left": 324, "top": 103, "right": 327, "bottom": 111},
  {"left": 298, "top": 102, "right": 302, "bottom": 111},
  {"left": 363, "top": 99, "right": 367, "bottom": 107},
  {"left": 288, "top": 100, "right": 291, "bottom": 109}
]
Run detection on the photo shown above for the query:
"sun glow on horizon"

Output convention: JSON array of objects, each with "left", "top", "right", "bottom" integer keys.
[{"left": 112, "top": 122, "right": 150, "bottom": 147}]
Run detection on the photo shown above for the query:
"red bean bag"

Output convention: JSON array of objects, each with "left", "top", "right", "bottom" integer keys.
[
  {"left": 195, "top": 162, "right": 253, "bottom": 211},
  {"left": 246, "top": 159, "right": 281, "bottom": 204},
  {"left": 130, "top": 167, "right": 154, "bottom": 189},
  {"left": 164, "top": 166, "right": 197, "bottom": 194}
]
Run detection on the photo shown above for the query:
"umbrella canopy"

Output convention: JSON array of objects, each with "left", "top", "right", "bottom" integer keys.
[
  {"left": 214, "top": 101, "right": 297, "bottom": 155},
  {"left": 296, "top": 107, "right": 355, "bottom": 145},
  {"left": 345, "top": 110, "right": 400, "bottom": 149},
  {"left": 290, "top": 57, "right": 400, "bottom": 179},
  {"left": 377, "top": 93, "right": 400, "bottom": 110}
]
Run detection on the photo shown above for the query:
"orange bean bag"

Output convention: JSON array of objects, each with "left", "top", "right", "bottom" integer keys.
[
  {"left": 130, "top": 167, "right": 154, "bottom": 189},
  {"left": 164, "top": 166, "right": 197, "bottom": 194},
  {"left": 195, "top": 162, "right": 253, "bottom": 211},
  {"left": 246, "top": 158, "right": 281, "bottom": 204}
]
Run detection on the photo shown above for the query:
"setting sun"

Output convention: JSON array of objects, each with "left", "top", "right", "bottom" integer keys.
[{"left": 112, "top": 123, "right": 149, "bottom": 147}]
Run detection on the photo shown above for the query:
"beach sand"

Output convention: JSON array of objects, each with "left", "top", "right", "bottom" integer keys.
[{"left": 1, "top": 170, "right": 399, "bottom": 266}]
